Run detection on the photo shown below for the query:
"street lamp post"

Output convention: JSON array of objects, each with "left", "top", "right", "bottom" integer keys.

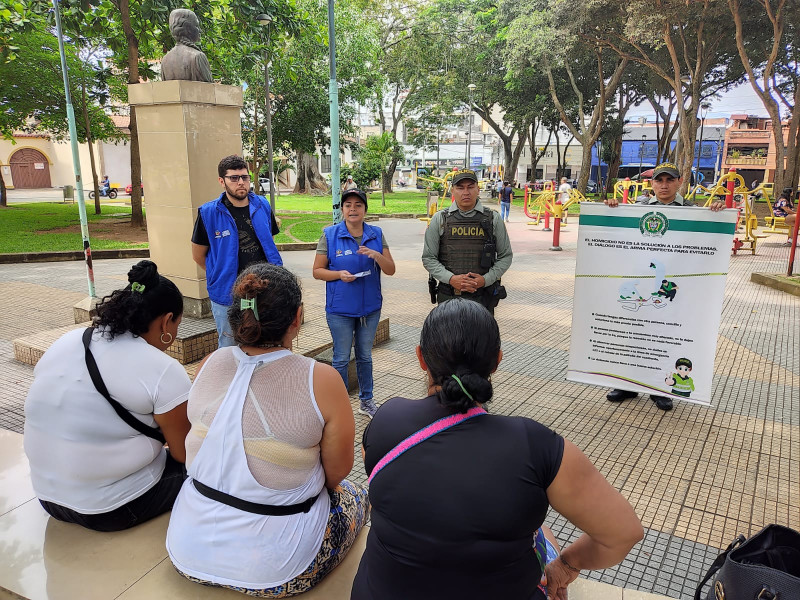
[
  {"left": 466, "top": 83, "right": 476, "bottom": 169},
  {"left": 53, "top": 0, "right": 95, "bottom": 298},
  {"left": 638, "top": 134, "right": 646, "bottom": 179},
  {"left": 256, "top": 14, "right": 277, "bottom": 212},
  {"left": 714, "top": 127, "right": 723, "bottom": 183},
  {"left": 692, "top": 103, "right": 710, "bottom": 200}
]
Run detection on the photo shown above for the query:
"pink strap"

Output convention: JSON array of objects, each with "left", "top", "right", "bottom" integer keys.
[{"left": 367, "top": 406, "right": 487, "bottom": 485}]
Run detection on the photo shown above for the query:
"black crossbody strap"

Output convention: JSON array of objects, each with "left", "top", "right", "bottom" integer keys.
[
  {"left": 82, "top": 327, "right": 166, "bottom": 444},
  {"left": 192, "top": 479, "right": 320, "bottom": 516}
]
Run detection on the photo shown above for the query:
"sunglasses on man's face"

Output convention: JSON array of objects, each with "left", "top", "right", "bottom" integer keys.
[{"left": 225, "top": 175, "right": 251, "bottom": 183}]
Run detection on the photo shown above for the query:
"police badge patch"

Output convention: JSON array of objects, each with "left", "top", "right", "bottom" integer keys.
[{"left": 639, "top": 211, "right": 669, "bottom": 237}]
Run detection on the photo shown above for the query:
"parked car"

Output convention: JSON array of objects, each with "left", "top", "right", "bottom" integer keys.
[
  {"left": 125, "top": 183, "right": 144, "bottom": 195},
  {"left": 569, "top": 179, "right": 599, "bottom": 194},
  {"left": 258, "top": 178, "right": 271, "bottom": 194}
]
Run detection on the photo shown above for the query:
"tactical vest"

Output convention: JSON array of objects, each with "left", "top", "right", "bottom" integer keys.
[{"left": 438, "top": 208, "right": 492, "bottom": 276}]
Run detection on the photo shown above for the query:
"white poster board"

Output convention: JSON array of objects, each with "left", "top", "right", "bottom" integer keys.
[{"left": 567, "top": 203, "right": 738, "bottom": 406}]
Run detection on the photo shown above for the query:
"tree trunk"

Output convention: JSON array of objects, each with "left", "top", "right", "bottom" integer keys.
[
  {"left": 383, "top": 155, "right": 400, "bottom": 193},
  {"left": 80, "top": 77, "right": 101, "bottom": 214},
  {"left": 293, "top": 151, "right": 328, "bottom": 194},
  {"left": 507, "top": 129, "right": 528, "bottom": 186},
  {"left": 577, "top": 142, "right": 594, "bottom": 194},
  {"left": 0, "top": 169, "right": 7, "bottom": 207},
  {"left": 116, "top": 0, "right": 144, "bottom": 228},
  {"left": 605, "top": 134, "right": 623, "bottom": 196},
  {"left": 781, "top": 86, "right": 800, "bottom": 192},
  {"left": 530, "top": 125, "right": 552, "bottom": 181}
]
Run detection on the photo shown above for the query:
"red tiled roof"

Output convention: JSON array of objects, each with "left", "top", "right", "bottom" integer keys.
[
  {"left": 110, "top": 115, "right": 130, "bottom": 129},
  {"left": 11, "top": 131, "right": 48, "bottom": 138}
]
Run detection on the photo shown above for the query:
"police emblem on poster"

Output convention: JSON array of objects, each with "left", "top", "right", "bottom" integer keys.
[{"left": 639, "top": 211, "right": 669, "bottom": 237}]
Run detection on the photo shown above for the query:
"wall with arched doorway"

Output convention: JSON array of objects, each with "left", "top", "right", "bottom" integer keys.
[
  {"left": 0, "top": 136, "right": 97, "bottom": 191},
  {"left": 9, "top": 147, "right": 53, "bottom": 188}
]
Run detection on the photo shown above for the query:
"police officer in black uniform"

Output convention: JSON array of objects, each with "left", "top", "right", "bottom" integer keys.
[{"left": 422, "top": 169, "right": 513, "bottom": 315}]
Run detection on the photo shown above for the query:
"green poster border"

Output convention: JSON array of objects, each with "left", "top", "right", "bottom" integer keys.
[{"left": 579, "top": 214, "right": 736, "bottom": 235}]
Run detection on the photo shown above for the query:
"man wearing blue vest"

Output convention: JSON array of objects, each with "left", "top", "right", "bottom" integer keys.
[{"left": 191, "top": 155, "right": 282, "bottom": 347}]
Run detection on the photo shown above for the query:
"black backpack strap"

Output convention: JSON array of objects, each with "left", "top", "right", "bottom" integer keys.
[
  {"left": 694, "top": 534, "right": 746, "bottom": 600},
  {"left": 82, "top": 327, "right": 166, "bottom": 444}
]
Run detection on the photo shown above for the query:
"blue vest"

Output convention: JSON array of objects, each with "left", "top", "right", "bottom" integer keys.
[
  {"left": 324, "top": 221, "right": 383, "bottom": 317},
  {"left": 198, "top": 192, "right": 283, "bottom": 306}
]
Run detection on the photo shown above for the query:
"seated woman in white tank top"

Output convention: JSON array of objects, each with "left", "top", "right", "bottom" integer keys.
[{"left": 167, "top": 263, "right": 368, "bottom": 596}]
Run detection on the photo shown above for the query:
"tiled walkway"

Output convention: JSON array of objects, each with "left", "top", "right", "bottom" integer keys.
[{"left": 1, "top": 203, "right": 797, "bottom": 599}]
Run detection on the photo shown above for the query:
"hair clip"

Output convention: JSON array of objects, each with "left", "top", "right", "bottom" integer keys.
[
  {"left": 450, "top": 374, "right": 474, "bottom": 402},
  {"left": 130, "top": 282, "right": 146, "bottom": 293},
  {"left": 240, "top": 297, "right": 259, "bottom": 320}
]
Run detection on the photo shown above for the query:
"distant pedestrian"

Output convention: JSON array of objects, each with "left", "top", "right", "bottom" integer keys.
[
  {"left": 343, "top": 175, "right": 358, "bottom": 191},
  {"left": 558, "top": 177, "right": 572, "bottom": 204},
  {"left": 500, "top": 180, "right": 513, "bottom": 223}
]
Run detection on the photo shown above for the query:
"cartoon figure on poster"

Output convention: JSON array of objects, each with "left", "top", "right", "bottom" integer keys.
[
  {"left": 664, "top": 358, "right": 695, "bottom": 397},
  {"left": 617, "top": 259, "right": 678, "bottom": 311}
]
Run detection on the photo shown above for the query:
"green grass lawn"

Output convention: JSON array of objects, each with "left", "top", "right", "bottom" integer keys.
[
  {"left": 0, "top": 203, "right": 147, "bottom": 254},
  {"left": 276, "top": 190, "right": 428, "bottom": 215},
  {"left": 274, "top": 213, "right": 333, "bottom": 244}
]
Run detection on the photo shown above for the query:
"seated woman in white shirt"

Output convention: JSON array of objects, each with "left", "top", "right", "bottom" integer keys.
[
  {"left": 167, "top": 263, "right": 368, "bottom": 597},
  {"left": 24, "top": 260, "right": 192, "bottom": 531}
]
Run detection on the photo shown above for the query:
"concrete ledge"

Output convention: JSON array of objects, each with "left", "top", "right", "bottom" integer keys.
[
  {"left": 0, "top": 244, "right": 318, "bottom": 264},
  {"left": 751, "top": 272, "right": 800, "bottom": 298},
  {"left": 0, "top": 430, "right": 672, "bottom": 600},
  {"left": 0, "top": 249, "right": 149, "bottom": 264},
  {"left": 275, "top": 242, "right": 318, "bottom": 251}
]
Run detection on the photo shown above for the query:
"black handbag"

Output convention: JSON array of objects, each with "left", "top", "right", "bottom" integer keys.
[{"left": 694, "top": 524, "right": 800, "bottom": 600}]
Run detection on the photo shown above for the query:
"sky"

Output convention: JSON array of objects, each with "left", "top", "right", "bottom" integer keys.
[{"left": 626, "top": 82, "right": 770, "bottom": 121}]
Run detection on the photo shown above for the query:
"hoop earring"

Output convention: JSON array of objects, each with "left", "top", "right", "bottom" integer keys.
[{"left": 160, "top": 332, "right": 174, "bottom": 345}]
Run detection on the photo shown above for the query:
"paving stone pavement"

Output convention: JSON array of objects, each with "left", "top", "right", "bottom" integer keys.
[{"left": 0, "top": 202, "right": 797, "bottom": 599}]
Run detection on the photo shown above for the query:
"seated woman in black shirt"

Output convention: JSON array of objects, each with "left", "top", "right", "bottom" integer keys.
[{"left": 353, "top": 299, "right": 643, "bottom": 600}]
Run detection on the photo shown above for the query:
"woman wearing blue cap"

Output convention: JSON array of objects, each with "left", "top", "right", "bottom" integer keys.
[{"left": 313, "top": 189, "right": 396, "bottom": 418}]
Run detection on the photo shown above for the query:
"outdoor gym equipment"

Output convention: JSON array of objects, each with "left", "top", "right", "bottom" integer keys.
[
  {"left": 613, "top": 178, "right": 650, "bottom": 203},
  {"left": 700, "top": 168, "right": 770, "bottom": 255},
  {"left": 524, "top": 185, "right": 588, "bottom": 251}
]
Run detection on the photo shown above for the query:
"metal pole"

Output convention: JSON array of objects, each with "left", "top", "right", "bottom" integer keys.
[
  {"left": 327, "top": 0, "right": 341, "bottom": 223},
  {"left": 53, "top": 0, "right": 95, "bottom": 297},
  {"left": 715, "top": 128, "right": 722, "bottom": 183},
  {"left": 466, "top": 99, "right": 473, "bottom": 169},
  {"left": 264, "top": 58, "right": 276, "bottom": 211}
]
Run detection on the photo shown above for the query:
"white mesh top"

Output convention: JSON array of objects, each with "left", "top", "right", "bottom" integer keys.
[
  {"left": 185, "top": 347, "right": 325, "bottom": 489},
  {"left": 168, "top": 347, "right": 330, "bottom": 588}
]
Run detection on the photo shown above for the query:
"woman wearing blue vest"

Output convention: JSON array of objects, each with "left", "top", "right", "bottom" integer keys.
[{"left": 313, "top": 189, "right": 396, "bottom": 418}]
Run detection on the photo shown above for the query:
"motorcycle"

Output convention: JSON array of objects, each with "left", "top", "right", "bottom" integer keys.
[{"left": 89, "top": 187, "right": 118, "bottom": 199}]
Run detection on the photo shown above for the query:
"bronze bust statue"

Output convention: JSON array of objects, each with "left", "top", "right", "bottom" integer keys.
[{"left": 161, "top": 9, "right": 213, "bottom": 83}]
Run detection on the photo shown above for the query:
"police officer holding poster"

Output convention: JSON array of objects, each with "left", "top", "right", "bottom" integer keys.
[
  {"left": 422, "top": 169, "right": 512, "bottom": 315},
  {"left": 603, "top": 161, "right": 725, "bottom": 411}
]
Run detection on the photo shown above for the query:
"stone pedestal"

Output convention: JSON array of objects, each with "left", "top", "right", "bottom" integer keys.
[{"left": 128, "top": 81, "right": 244, "bottom": 318}]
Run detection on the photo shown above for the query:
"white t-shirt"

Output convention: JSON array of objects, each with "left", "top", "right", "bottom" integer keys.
[
  {"left": 24, "top": 328, "right": 191, "bottom": 514},
  {"left": 558, "top": 182, "right": 572, "bottom": 202}
]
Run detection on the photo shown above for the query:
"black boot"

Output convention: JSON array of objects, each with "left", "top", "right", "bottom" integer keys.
[
  {"left": 607, "top": 389, "right": 638, "bottom": 402},
  {"left": 651, "top": 395, "right": 673, "bottom": 411}
]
